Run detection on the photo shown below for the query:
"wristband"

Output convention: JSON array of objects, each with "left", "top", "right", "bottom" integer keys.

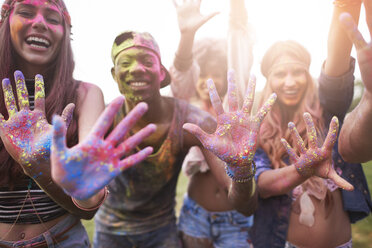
[
  {"left": 225, "top": 160, "right": 256, "bottom": 183},
  {"left": 71, "top": 186, "right": 109, "bottom": 211}
]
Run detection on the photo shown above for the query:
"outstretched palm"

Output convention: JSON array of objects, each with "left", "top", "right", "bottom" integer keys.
[
  {"left": 0, "top": 71, "right": 73, "bottom": 177},
  {"left": 51, "top": 97, "right": 156, "bottom": 200},
  {"left": 174, "top": 0, "right": 219, "bottom": 34},
  {"left": 281, "top": 113, "right": 354, "bottom": 191},
  {"left": 183, "top": 70, "right": 277, "bottom": 168}
]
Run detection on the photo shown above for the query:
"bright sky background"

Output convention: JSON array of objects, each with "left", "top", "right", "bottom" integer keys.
[{"left": 63, "top": 0, "right": 369, "bottom": 104}]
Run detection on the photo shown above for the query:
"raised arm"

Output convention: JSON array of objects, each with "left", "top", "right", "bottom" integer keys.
[
  {"left": 338, "top": 4, "right": 372, "bottom": 163},
  {"left": 324, "top": 0, "right": 361, "bottom": 76},
  {"left": 227, "top": 0, "right": 253, "bottom": 106},
  {"left": 319, "top": 0, "right": 362, "bottom": 124},
  {"left": 183, "top": 70, "right": 276, "bottom": 215},
  {"left": 170, "top": 0, "right": 218, "bottom": 99}
]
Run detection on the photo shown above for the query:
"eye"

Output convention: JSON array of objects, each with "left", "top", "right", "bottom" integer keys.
[
  {"left": 273, "top": 71, "right": 286, "bottom": 78},
  {"left": 120, "top": 61, "right": 131, "bottom": 67},
  {"left": 46, "top": 17, "right": 61, "bottom": 25},
  {"left": 46, "top": 12, "right": 62, "bottom": 25},
  {"left": 293, "top": 69, "right": 305, "bottom": 77},
  {"left": 18, "top": 10, "right": 34, "bottom": 18},
  {"left": 143, "top": 60, "right": 154, "bottom": 67}
]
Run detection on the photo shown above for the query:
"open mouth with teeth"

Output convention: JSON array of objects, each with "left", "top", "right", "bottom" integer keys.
[
  {"left": 128, "top": 81, "right": 149, "bottom": 89},
  {"left": 26, "top": 36, "right": 51, "bottom": 49}
]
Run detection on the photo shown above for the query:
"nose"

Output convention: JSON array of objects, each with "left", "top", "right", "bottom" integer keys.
[
  {"left": 31, "top": 14, "right": 48, "bottom": 31},
  {"left": 130, "top": 61, "right": 146, "bottom": 75},
  {"left": 284, "top": 74, "right": 296, "bottom": 87}
]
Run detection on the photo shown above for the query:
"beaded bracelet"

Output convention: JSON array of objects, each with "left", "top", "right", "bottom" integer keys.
[
  {"left": 333, "top": 0, "right": 361, "bottom": 8},
  {"left": 71, "top": 186, "right": 109, "bottom": 211},
  {"left": 225, "top": 160, "right": 256, "bottom": 183}
]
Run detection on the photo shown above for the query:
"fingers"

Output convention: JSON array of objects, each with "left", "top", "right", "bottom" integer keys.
[
  {"left": 183, "top": 123, "right": 211, "bottom": 146},
  {"left": 52, "top": 115, "right": 67, "bottom": 154},
  {"left": 90, "top": 96, "right": 125, "bottom": 138},
  {"left": 288, "top": 122, "right": 307, "bottom": 154},
  {"left": 118, "top": 146, "right": 153, "bottom": 171},
  {"left": 116, "top": 124, "right": 156, "bottom": 158},
  {"left": 323, "top": 116, "right": 339, "bottom": 151},
  {"left": 14, "top": 71, "right": 29, "bottom": 111},
  {"left": 2, "top": 78, "right": 18, "bottom": 117},
  {"left": 61, "top": 103, "right": 75, "bottom": 129},
  {"left": 0, "top": 113, "right": 4, "bottom": 126},
  {"left": 328, "top": 169, "right": 354, "bottom": 191},
  {"left": 303, "top": 112, "right": 318, "bottom": 149},
  {"left": 34, "top": 74, "right": 46, "bottom": 112},
  {"left": 255, "top": 93, "right": 277, "bottom": 123},
  {"left": 242, "top": 75, "right": 256, "bottom": 115},
  {"left": 227, "top": 70, "right": 238, "bottom": 112},
  {"left": 281, "top": 138, "right": 299, "bottom": 162},
  {"left": 106, "top": 102, "right": 148, "bottom": 144},
  {"left": 207, "top": 78, "right": 224, "bottom": 116},
  {"left": 339, "top": 12, "right": 367, "bottom": 50}
]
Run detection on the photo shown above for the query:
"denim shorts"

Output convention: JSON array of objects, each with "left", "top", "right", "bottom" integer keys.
[
  {"left": 285, "top": 238, "right": 352, "bottom": 248},
  {"left": 93, "top": 221, "right": 181, "bottom": 248},
  {"left": 0, "top": 214, "right": 90, "bottom": 248},
  {"left": 178, "top": 194, "right": 253, "bottom": 248}
]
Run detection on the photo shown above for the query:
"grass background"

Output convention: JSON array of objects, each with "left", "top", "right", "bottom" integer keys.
[{"left": 82, "top": 161, "right": 372, "bottom": 247}]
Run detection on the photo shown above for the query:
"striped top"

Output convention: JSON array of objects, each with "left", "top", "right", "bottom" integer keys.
[
  {"left": 0, "top": 179, "right": 67, "bottom": 224},
  {"left": 25, "top": 79, "right": 35, "bottom": 109}
]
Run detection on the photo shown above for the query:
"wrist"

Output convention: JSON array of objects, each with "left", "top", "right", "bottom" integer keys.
[
  {"left": 225, "top": 160, "right": 256, "bottom": 183},
  {"left": 72, "top": 187, "right": 109, "bottom": 211},
  {"left": 174, "top": 52, "right": 193, "bottom": 71}
]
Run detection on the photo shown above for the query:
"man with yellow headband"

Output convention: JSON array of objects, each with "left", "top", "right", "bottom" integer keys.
[{"left": 93, "top": 30, "right": 275, "bottom": 248}]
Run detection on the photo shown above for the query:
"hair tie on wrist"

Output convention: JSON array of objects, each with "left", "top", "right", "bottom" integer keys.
[
  {"left": 71, "top": 186, "right": 109, "bottom": 211},
  {"left": 225, "top": 160, "right": 256, "bottom": 183}
]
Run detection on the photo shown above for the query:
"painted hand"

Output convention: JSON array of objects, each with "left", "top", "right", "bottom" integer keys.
[
  {"left": 340, "top": 12, "right": 372, "bottom": 94},
  {"left": 281, "top": 113, "right": 354, "bottom": 191},
  {"left": 183, "top": 70, "right": 276, "bottom": 181},
  {"left": 51, "top": 97, "right": 156, "bottom": 200},
  {"left": 0, "top": 71, "right": 74, "bottom": 178},
  {"left": 173, "top": 0, "right": 219, "bottom": 34}
]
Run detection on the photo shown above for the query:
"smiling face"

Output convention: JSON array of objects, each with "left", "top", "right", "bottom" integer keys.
[
  {"left": 111, "top": 47, "right": 165, "bottom": 103},
  {"left": 268, "top": 55, "right": 308, "bottom": 107},
  {"left": 9, "top": 0, "right": 64, "bottom": 71}
]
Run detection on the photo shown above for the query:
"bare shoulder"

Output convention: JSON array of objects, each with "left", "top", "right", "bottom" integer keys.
[
  {"left": 77, "top": 82, "right": 104, "bottom": 103},
  {"left": 76, "top": 82, "right": 105, "bottom": 140}
]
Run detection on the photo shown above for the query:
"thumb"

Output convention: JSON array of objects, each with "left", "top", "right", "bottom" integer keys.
[
  {"left": 201, "top": 11, "right": 219, "bottom": 26},
  {"left": 61, "top": 103, "right": 75, "bottom": 130},
  {"left": 183, "top": 123, "right": 211, "bottom": 147},
  {"left": 328, "top": 169, "right": 354, "bottom": 191}
]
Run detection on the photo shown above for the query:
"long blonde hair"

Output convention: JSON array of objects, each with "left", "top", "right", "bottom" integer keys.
[{"left": 258, "top": 40, "right": 324, "bottom": 169}]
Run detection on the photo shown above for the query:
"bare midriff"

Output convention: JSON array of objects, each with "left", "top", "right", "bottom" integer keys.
[
  {"left": 0, "top": 213, "right": 68, "bottom": 241},
  {"left": 188, "top": 171, "right": 233, "bottom": 212},
  {"left": 287, "top": 189, "right": 351, "bottom": 248}
]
